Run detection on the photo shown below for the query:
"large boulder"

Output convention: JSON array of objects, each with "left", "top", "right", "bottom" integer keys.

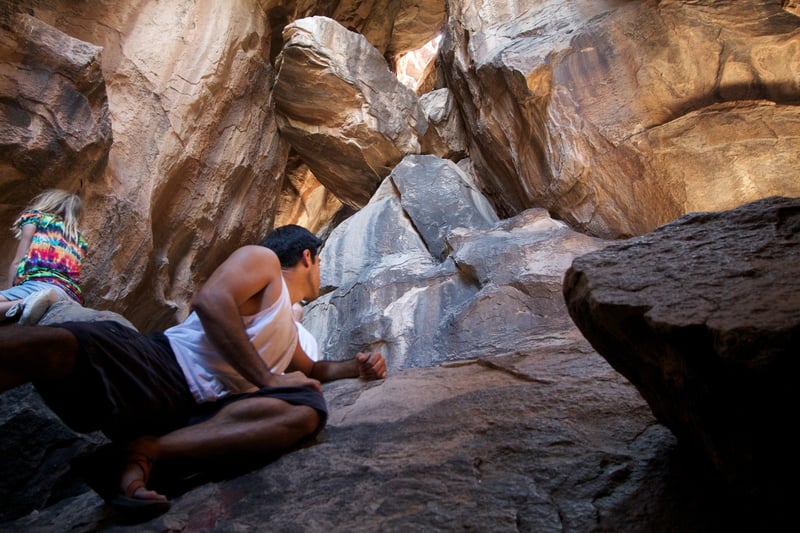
[
  {"left": 563, "top": 196, "right": 800, "bottom": 489},
  {"left": 441, "top": 0, "right": 800, "bottom": 237},
  {"left": 0, "top": 0, "right": 290, "bottom": 331},
  {"left": 274, "top": 16, "right": 428, "bottom": 209}
]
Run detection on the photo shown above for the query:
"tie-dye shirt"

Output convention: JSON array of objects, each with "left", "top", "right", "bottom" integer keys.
[{"left": 13, "top": 210, "right": 88, "bottom": 304}]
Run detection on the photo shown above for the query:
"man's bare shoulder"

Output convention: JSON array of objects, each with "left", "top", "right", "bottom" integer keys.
[
  {"left": 207, "top": 245, "right": 280, "bottom": 284},
  {"left": 197, "top": 245, "right": 282, "bottom": 308},
  {"left": 227, "top": 244, "right": 279, "bottom": 264}
]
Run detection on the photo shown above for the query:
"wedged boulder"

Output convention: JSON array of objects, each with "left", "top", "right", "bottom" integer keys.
[
  {"left": 273, "top": 16, "right": 428, "bottom": 209},
  {"left": 441, "top": 0, "right": 800, "bottom": 238},
  {"left": 306, "top": 155, "right": 606, "bottom": 368},
  {"left": 563, "top": 196, "right": 800, "bottom": 488}
]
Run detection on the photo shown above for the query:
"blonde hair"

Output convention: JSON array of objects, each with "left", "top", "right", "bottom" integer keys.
[{"left": 13, "top": 189, "right": 83, "bottom": 242}]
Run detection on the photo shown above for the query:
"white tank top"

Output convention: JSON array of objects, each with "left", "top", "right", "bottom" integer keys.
[{"left": 165, "top": 278, "right": 298, "bottom": 403}]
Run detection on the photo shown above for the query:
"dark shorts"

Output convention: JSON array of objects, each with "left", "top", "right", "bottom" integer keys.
[{"left": 34, "top": 320, "right": 328, "bottom": 441}]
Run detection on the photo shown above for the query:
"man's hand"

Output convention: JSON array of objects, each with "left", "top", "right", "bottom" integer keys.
[
  {"left": 356, "top": 352, "right": 387, "bottom": 380},
  {"left": 272, "top": 370, "right": 323, "bottom": 392}
]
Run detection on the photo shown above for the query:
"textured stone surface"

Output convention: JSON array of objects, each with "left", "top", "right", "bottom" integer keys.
[
  {"left": 0, "top": 385, "right": 107, "bottom": 524},
  {"left": 294, "top": 0, "right": 446, "bottom": 58},
  {"left": 274, "top": 16, "right": 427, "bottom": 209},
  {"left": 273, "top": 155, "right": 344, "bottom": 235},
  {"left": 37, "top": 299, "right": 137, "bottom": 330},
  {"left": 0, "top": 0, "right": 797, "bottom": 530},
  {"left": 4, "top": 334, "right": 792, "bottom": 531},
  {"left": 392, "top": 154, "right": 498, "bottom": 260},
  {"left": 0, "top": 0, "right": 290, "bottom": 331},
  {"left": 563, "top": 196, "right": 800, "bottom": 487},
  {"left": 441, "top": 0, "right": 800, "bottom": 237},
  {"left": 306, "top": 156, "right": 606, "bottom": 370},
  {"left": 2, "top": 0, "right": 798, "bottom": 327},
  {"left": 418, "top": 88, "right": 468, "bottom": 159},
  {"left": 0, "top": 8, "right": 111, "bottom": 270}
]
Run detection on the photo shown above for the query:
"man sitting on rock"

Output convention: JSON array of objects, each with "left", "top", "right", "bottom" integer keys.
[{"left": 0, "top": 224, "right": 386, "bottom": 517}]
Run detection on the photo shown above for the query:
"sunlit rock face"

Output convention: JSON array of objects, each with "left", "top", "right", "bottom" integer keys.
[
  {"left": 273, "top": 154, "right": 343, "bottom": 235},
  {"left": 0, "top": 0, "right": 288, "bottom": 330},
  {"left": 273, "top": 16, "right": 428, "bottom": 209},
  {"left": 317, "top": 0, "right": 446, "bottom": 58},
  {"left": 441, "top": 0, "right": 800, "bottom": 238},
  {"left": 419, "top": 88, "right": 468, "bottom": 159}
]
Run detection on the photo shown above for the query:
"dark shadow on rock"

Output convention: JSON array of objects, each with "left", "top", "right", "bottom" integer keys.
[{"left": 596, "top": 439, "right": 794, "bottom": 532}]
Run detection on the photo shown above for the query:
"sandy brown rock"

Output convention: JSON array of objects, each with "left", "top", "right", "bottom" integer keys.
[
  {"left": 441, "top": 0, "right": 800, "bottom": 238},
  {"left": 274, "top": 16, "right": 427, "bottom": 209},
  {"left": 273, "top": 154, "right": 343, "bottom": 235},
  {"left": 0, "top": 0, "right": 291, "bottom": 331},
  {"left": 0, "top": 9, "right": 111, "bottom": 274}
]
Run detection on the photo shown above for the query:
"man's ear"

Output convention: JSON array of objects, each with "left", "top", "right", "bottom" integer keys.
[{"left": 301, "top": 248, "right": 312, "bottom": 267}]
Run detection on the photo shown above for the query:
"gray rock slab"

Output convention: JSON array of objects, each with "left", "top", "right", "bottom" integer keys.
[{"left": 8, "top": 331, "right": 788, "bottom": 531}]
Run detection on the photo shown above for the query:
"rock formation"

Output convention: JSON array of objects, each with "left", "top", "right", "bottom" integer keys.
[
  {"left": 1, "top": 0, "right": 796, "bottom": 325},
  {"left": 0, "top": 0, "right": 798, "bottom": 529},
  {"left": 441, "top": 0, "right": 800, "bottom": 237},
  {"left": 306, "top": 154, "right": 605, "bottom": 370},
  {"left": 563, "top": 196, "right": 799, "bottom": 489},
  {"left": 0, "top": 9, "right": 111, "bottom": 261},
  {"left": 273, "top": 16, "right": 427, "bottom": 209}
]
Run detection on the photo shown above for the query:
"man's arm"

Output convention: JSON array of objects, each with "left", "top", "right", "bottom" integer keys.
[
  {"left": 191, "top": 245, "right": 321, "bottom": 391},
  {"left": 287, "top": 337, "right": 387, "bottom": 383}
]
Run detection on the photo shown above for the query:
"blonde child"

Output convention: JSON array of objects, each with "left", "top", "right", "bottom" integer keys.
[{"left": 1, "top": 189, "right": 88, "bottom": 322}]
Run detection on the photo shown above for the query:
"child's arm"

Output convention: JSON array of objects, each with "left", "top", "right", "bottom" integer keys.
[{"left": 7, "top": 224, "right": 35, "bottom": 287}]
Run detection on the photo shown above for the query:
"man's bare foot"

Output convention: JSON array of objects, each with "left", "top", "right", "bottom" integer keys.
[
  {"left": 109, "top": 440, "right": 171, "bottom": 520},
  {"left": 119, "top": 440, "right": 167, "bottom": 502}
]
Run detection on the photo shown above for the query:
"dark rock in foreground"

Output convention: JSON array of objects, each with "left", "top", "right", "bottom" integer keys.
[
  {"left": 564, "top": 196, "right": 800, "bottom": 494},
  {"left": 2, "top": 331, "right": 792, "bottom": 531}
]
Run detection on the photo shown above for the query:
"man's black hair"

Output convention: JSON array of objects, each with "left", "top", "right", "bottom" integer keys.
[{"left": 260, "top": 224, "right": 323, "bottom": 268}]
